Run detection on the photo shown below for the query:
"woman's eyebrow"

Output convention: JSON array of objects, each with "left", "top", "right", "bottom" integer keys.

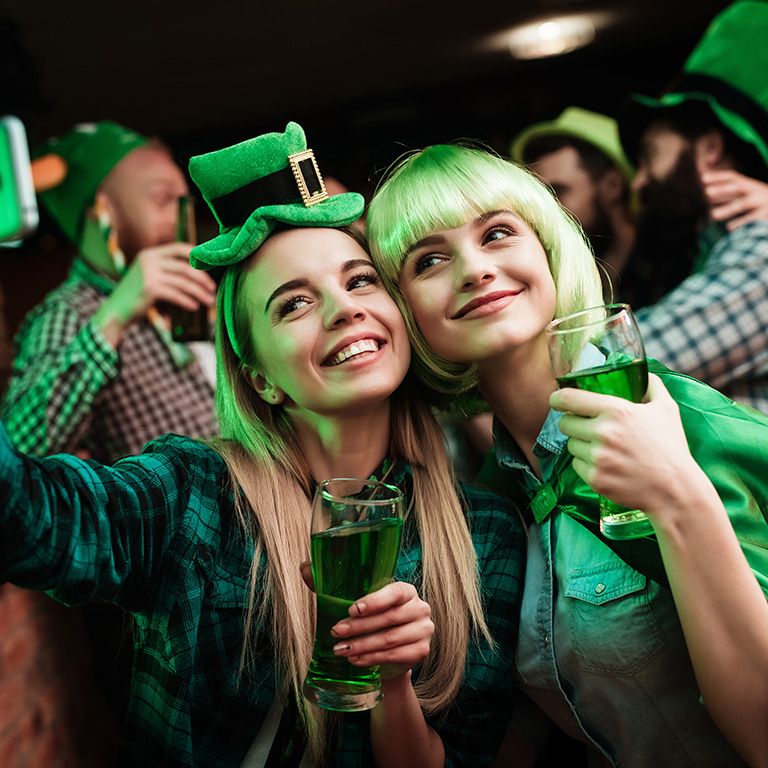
[
  {"left": 404, "top": 211, "right": 513, "bottom": 259},
  {"left": 264, "top": 279, "right": 307, "bottom": 313},
  {"left": 405, "top": 234, "right": 445, "bottom": 258},
  {"left": 263, "top": 259, "right": 373, "bottom": 313}
]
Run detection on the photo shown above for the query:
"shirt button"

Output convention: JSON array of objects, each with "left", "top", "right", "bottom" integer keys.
[{"left": 594, "top": 583, "right": 606, "bottom": 595}]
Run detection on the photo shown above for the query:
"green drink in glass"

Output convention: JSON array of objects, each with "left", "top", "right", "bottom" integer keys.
[
  {"left": 547, "top": 304, "right": 654, "bottom": 540},
  {"left": 303, "top": 478, "right": 404, "bottom": 712}
]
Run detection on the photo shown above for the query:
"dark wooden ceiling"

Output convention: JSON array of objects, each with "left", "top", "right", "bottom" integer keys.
[{"left": 1, "top": 0, "right": 732, "bottom": 191}]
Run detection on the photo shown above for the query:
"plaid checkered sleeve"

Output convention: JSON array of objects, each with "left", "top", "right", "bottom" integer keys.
[
  {"left": 1, "top": 290, "right": 119, "bottom": 456},
  {"left": 436, "top": 484, "right": 525, "bottom": 767},
  {"left": 635, "top": 221, "right": 768, "bottom": 412}
]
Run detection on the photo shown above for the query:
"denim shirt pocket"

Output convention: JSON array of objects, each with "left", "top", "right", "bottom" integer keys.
[{"left": 564, "top": 562, "right": 667, "bottom": 675}]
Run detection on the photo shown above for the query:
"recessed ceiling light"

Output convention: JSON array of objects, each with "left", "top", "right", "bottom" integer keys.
[{"left": 477, "top": 12, "right": 616, "bottom": 60}]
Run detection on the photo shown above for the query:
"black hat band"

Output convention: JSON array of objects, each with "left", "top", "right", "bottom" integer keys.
[
  {"left": 671, "top": 73, "right": 768, "bottom": 147},
  {"left": 212, "top": 149, "right": 329, "bottom": 230}
]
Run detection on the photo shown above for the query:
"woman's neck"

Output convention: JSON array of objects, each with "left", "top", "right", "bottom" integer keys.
[
  {"left": 288, "top": 400, "right": 392, "bottom": 482},
  {"left": 477, "top": 336, "right": 557, "bottom": 476}
]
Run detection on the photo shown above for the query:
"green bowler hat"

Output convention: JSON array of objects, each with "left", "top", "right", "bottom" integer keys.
[
  {"left": 620, "top": 0, "right": 768, "bottom": 167},
  {"left": 188, "top": 122, "right": 364, "bottom": 271},
  {"left": 511, "top": 107, "right": 634, "bottom": 182},
  {"left": 34, "top": 121, "right": 148, "bottom": 245}
]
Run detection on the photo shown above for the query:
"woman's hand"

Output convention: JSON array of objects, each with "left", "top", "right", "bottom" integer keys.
[
  {"left": 330, "top": 582, "right": 434, "bottom": 681},
  {"left": 703, "top": 169, "right": 768, "bottom": 230},
  {"left": 550, "top": 374, "right": 701, "bottom": 516}
]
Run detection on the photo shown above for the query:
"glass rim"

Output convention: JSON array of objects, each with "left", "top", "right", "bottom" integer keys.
[
  {"left": 546, "top": 303, "right": 634, "bottom": 336},
  {"left": 317, "top": 477, "right": 403, "bottom": 506}
]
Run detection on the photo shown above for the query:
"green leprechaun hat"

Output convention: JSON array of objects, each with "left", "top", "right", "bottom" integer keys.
[
  {"left": 512, "top": 107, "right": 634, "bottom": 183},
  {"left": 619, "top": 0, "right": 768, "bottom": 168},
  {"left": 34, "top": 121, "right": 148, "bottom": 245},
  {"left": 188, "top": 122, "right": 364, "bottom": 271}
]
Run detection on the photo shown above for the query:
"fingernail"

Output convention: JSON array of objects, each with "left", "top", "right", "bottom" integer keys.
[
  {"left": 333, "top": 643, "right": 351, "bottom": 654},
  {"left": 331, "top": 622, "right": 350, "bottom": 637},
  {"left": 351, "top": 600, "right": 366, "bottom": 616}
]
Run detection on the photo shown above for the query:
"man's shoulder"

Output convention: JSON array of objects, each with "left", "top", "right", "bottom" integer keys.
[
  {"left": 712, "top": 220, "right": 768, "bottom": 260},
  {"left": 19, "top": 276, "right": 101, "bottom": 330}
]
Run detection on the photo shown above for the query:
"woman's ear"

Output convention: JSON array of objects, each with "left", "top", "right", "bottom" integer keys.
[{"left": 250, "top": 369, "right": 286, "bottom": 405}]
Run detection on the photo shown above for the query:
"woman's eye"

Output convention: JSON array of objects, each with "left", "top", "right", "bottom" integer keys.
[
  {"left": 277, "top": 295, "right": 311, "bottom": 318},
  {"left": 483, "top": 225, "right": 515, "bottom": 244},
  {"left": 347, "top": 271, "right": 380, "bottom": 290},
  {"left": 414, "top": 254, "right": 443, "bottom": 275}
]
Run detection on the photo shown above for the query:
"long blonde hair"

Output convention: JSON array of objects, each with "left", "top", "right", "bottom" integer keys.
[{"left": 208, "top": 228, "right": 492, "bottom": 762}]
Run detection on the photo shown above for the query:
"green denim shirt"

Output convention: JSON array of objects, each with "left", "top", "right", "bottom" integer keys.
[{"left": 0, "top": 426, "right": 524, "bottom": 767}]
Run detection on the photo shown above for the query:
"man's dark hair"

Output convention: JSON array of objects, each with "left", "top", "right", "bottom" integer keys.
[
  {"left": 523, "top": 134, "right": 630, "bottom": 205},
  {"left": 654, "top": 101, "right": 768, "bottom": 182}
]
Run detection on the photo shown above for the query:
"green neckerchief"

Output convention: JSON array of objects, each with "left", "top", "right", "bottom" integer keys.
[{"left": 70, "top": 255, "right": 195, "bottom": 369}]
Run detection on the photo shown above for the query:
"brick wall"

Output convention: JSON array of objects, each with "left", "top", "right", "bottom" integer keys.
[{"left": 0, "top": 579, "right": 119, "bottom": 766}]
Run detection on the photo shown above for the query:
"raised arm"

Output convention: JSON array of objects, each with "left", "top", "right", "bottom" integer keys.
[
  {"left": 0, "top": 425, "right": 221, "bottom": 608},
  {"left": 551, "top": 375, "right": 768, "bottom": 766}
]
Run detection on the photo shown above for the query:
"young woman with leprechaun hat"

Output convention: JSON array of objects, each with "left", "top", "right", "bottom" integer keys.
[
  {"left": 0, "top": 123, "right": 523, "bottom": 767},
  {"left": 366, "top": 140, "right": 768, "bottom": 766}
]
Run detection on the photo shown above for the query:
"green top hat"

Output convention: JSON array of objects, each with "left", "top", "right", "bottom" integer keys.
[
  {"left": 620, "top": 1, "right": 768, "bottom": 167},
  {"left": 34, "top": 121, "right": 148, "bottom": 245},
  {"left": 188, "top": 122, "right": 364, "bottom": 271},
  {"left": 511, "top": 107, "right": 634, "bottom": 182}
]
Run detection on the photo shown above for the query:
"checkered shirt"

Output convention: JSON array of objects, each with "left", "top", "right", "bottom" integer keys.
[
  {"left": 0, "top": 256, "right": 217, "bottom": 461},
  {"left": 636, "top": 221, "right": 768, "bottom": 413},
  {"left": 0, "top": 428, "right": 524, "bottom": 767}
]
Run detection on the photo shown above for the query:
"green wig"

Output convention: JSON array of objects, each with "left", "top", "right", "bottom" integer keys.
[{"left": 366, "top": 143, "right": 603, "bottom": 406}]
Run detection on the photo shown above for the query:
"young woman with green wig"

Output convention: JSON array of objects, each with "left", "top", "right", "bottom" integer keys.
[
  {"left": 0, "top": 126, "right": 524, "bottom": 767},
  {"left": 366, "top": 142, "right": 768, "bottom": 767}
]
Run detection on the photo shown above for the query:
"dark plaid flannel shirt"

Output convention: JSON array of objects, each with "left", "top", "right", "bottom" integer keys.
[
  {"left": 0, "top": 426, "right": 525, "bottom": 767},
  {"left": 636, "top": 221, "right": 768, "bottom": 414},
  {"left": 0, "top": 256, "right": 217, "bottom": 461}
]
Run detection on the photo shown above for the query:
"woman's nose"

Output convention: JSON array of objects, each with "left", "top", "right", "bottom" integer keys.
[
  {"left": 325, "top": 294, "right": 366, "bottom": 328},
  {"left": 455, "top": 252, "right": 497, "bottom": 291}
]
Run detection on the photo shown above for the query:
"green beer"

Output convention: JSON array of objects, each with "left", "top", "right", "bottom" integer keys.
[
  {"left": 558, "top": 357, "right": 654, "bottom": 538},
  {"left": 303, "top": 517, "right": 403, "bottom": 711},
  {"left": 557, "top": 358, "right": 648, "bottom": 402}
]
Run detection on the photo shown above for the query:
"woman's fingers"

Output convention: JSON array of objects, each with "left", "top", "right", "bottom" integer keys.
[
  {"left": 333, "top": 616, "right": 434, "bottom": 660},
  {"left": 329, "top": 581, "right": 434, "bottom": 669}
]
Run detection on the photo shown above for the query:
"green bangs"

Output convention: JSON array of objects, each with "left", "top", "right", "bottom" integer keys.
[{"left": 368, "top": 143, "right": 603, "bottom": 320}]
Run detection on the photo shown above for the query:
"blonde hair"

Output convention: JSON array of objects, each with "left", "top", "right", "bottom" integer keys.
[
  {"left": 367, "top": 143, "right": 604, "bottom": 401},
  {"left": 208, "top": 228, "right": 492, "bottom": 762}
]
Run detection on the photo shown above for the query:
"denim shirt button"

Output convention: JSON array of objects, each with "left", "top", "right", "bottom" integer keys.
[{"left": 594, "top": 582, "right": 606, "bottom": 595}]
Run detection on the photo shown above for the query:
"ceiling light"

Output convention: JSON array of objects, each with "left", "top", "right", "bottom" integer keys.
[{"left": 504, "top": 14, "right": 600, "bottom": 60}]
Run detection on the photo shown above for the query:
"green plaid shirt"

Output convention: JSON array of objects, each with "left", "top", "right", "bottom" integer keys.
[{"left": 0, "top": 426, "right": 524, "bottom": 767}]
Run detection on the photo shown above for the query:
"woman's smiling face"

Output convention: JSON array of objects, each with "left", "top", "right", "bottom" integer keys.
[
  {"left": 242, "top": 227, "right": 411, "bottom": 416},
  {"left": 399, "top": 209, "right": 557, "bottom": 365}
]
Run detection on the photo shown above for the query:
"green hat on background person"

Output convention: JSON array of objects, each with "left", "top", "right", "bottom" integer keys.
[
  {"left": 188, "top": 121, "right": 364, "bottom": 272},
  {"left": 511, "top": 106, "right": 634, "bottom": 182},
  {"left": 619, "top": 0, "right": 768, "bottom": 167},
  {"left": 188, "top": 121, "right": 365, "bottom": 361},
  {"left": 34, "top": 121, "right": 148, "bottom": 245}
]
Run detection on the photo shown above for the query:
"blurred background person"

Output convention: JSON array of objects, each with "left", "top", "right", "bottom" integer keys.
[
  {"left": 512, "top": 107, "right": 636, "bottom": 302},
  {"left": 620, "top": 0, "right": 768, "bottom": 413},
  {"left": 0, "top": 120, "right": 220, "bottom": 758},
  {"left": 1, "top": 121, "right": 218, "bottom": 461}
]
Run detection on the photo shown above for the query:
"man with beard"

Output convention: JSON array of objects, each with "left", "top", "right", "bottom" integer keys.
[
  {"left": 1, "top": 122, "right": 218, "bottom": 460},
  {"left": 513, "top": 107, "right": 636, "bottom": 302},
  {"left": 620, "top": 0, "right": 768, "bottom": 413}
]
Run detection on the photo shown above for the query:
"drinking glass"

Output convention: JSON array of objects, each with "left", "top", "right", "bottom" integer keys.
[
  {"left": 302, "top": 477, "right": 404, "bottom": 712},
  {"left": 546, "top": 303, "right": 654, "bottom": 540}
]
